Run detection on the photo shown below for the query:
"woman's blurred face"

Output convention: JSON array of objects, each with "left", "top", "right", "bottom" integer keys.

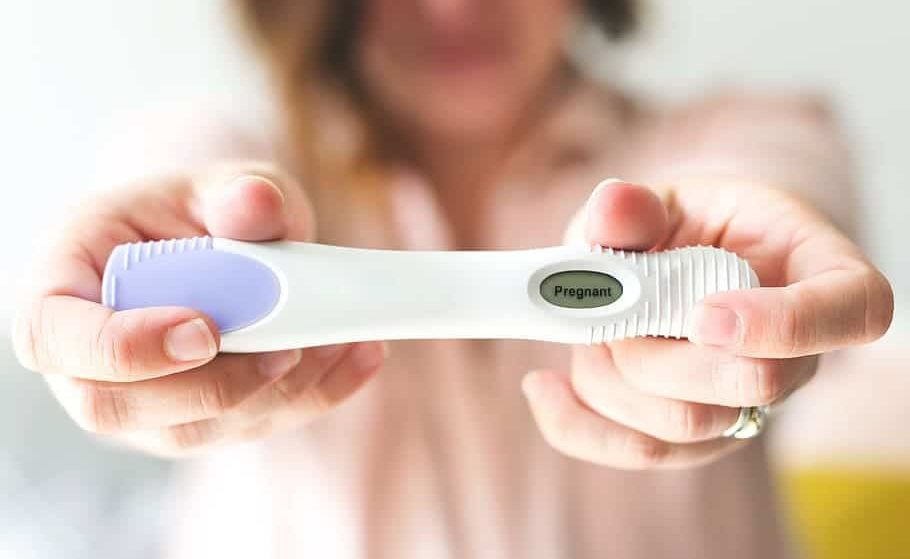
[{"left": 356, "top": 0, "right": 575, "bottom": 142}]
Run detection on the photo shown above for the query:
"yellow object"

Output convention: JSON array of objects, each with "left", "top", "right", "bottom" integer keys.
[{"left": 781, "top": 469, "right": 910, "bottom": 559}]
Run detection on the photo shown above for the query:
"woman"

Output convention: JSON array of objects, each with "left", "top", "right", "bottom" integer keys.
[{"left": 12, "top": 0, "right": 894, "bottom": 557}]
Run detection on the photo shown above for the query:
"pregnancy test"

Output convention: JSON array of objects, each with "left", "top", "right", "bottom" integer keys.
[{"left": 101, "top": 237, "right": 758, "bottom": 353}]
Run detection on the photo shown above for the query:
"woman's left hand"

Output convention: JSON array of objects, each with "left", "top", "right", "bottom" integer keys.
[{"left": 523, "top": 178, "right": 894, "bottom": 469}]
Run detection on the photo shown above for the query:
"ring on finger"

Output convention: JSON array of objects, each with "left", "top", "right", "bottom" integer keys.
[{"left": 722, "top": 405, "right": 770, "bottom": 439}]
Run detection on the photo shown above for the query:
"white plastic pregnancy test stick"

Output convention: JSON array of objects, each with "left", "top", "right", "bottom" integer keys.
[{"left": 101, "top": 237, "right": 758, "bottom": 353}]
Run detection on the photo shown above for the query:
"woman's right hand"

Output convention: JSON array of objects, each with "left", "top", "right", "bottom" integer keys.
[{"left": 11, "top": 163, "right": 387, "bottom": 457}]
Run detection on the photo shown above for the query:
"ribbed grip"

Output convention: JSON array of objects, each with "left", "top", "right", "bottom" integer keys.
[
  {"left": 102, "top": 236, "right": 281, "bottom": 333},
  {"left": 587, "top": 246, "right": 758, "bottom": 343},
  {"left": 114, "top": 236, "right": 213, "bottom": 273}
]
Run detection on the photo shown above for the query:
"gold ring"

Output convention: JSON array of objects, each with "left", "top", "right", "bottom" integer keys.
[{"left": 723, "top": 406, "right": 770, "bottom": 439}]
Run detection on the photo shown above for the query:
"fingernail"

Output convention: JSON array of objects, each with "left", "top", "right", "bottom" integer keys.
[
  {"left": 692, "top": 305, "right": 742, "bottom": 347},
  {"left": 312, "top": 343, "right": 350, "bottom": 365},
  {"left": 164, "top": 318, "right": 217, "bottom": 362},
  {"left": 585, "top": 178, "right": 628, "bottom": 239},
  {"left": 257, "top": 349, "right": 302, "bottom": 379},
  {"left": 586, "top": 179, "right": 620, "bottom": 222},
  {"left": 229, "top": 174, "right": 284, "bottom": 201},
  {"left": 522, "top": 370, "right": 547, "bottom": 401},
  {"left": 350, "top": 342, "right": 385, "bottom": 373}
]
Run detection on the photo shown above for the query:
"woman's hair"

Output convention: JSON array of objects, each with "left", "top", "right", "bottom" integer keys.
[{"left": 235, "top": 0, "right": 638, "bottom": 190}]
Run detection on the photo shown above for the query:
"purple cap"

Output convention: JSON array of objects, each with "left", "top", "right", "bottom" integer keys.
[{"left": 102, "top": 237, "right": 280, "bottom": 333}]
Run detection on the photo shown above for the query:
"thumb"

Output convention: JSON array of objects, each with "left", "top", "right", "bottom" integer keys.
[
  {"left": 566, "top": 179, "right": 670, "bottom": 251},
  {"left": 195, "top": 163, "right": 316, "bottom": 242}
]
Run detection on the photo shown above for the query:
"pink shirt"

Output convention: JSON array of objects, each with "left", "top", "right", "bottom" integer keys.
[{"left": 162, "top": 81, "right": 854, "bottom": 558}]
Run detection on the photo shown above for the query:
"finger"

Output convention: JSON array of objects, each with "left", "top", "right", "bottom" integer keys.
[
  {"left": 44, "top": 349, "right": 301, "bottom": 433},
  {"left": 206, "top": 342, "right": 384, "bottom": 426},
  {"left": 566, "top": 179, "right": 670, "bottom": 250},
  {"left": 117, "top": 417, "right": 279, "bottom": 460},
  {"left": 570, "top": 345, "right": 739, "bottom": 443},
  {"left": 12, "top": 296, "right": 219, "bottom": 381},
  {"left": 522, "top": 370, "right": 745, "bottom": 470},
  {"left": 193, "top": 163, "right": 315, "bottom": 241},
  {"left": 690, "top": 267, "right": 894, "bottom": 357},
  {"left": 137, "top": 341, "right": 386, "bottom": 455},
  {"left": 608, "top": 338, "right": 818, "bottom": 407},
  {"left": 266, "top": 341, "right": 385, "bottom": 420}
]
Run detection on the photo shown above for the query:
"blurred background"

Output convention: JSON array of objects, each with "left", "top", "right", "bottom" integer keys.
[{"left": 0, "top": 1, "right": 906, "bottom": 558}]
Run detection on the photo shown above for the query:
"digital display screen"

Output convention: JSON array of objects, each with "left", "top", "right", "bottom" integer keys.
[{"left": 539, "top": 270, "right": 623, "bottom": 309}]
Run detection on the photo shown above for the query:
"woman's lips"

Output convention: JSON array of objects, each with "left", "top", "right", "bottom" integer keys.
[{"left": 425, "top": 39, "right": 506, "bottom": 71}]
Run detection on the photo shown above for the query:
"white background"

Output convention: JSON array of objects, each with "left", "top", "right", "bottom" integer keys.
[{"left": 0, "top": 2, "right": 906, "bottom": 558}]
